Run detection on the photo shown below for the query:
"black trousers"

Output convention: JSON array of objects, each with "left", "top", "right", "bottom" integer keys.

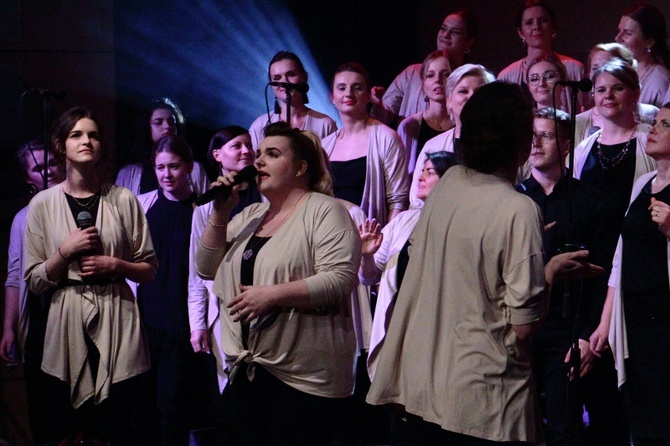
[{"left": 222, "top": 363, "right": 353, "bottom": 446}]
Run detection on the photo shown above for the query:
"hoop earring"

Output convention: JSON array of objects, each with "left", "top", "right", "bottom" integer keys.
[
  {"left": 26, "top": 183, "right": 38, "bottom": 196},
  {"left": 274, "top": 97, "right": 281, "bottom": 114},
  {"left": 187, "top": 173, "right": 193, "bottom": 190},
  {"left": 464, "top": 47, "right": 471, "bottom": 54}
]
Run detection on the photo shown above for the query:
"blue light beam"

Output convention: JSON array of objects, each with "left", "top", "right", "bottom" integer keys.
[{"left": 116, "top": 0, "right": 339, "bottom": 131}]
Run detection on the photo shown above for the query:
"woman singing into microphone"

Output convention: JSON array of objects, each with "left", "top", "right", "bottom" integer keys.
[{"left": 196, "top": 122, "right": 360, "bottom": 445}]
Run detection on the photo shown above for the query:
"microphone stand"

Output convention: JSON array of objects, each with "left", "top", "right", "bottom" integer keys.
[
  {"left": 563, "top": 83, "right": 585, "bottom": 445},
  {"left": 41, "top": 91, "right": 52, "bottom": 191},
  {"left": 20, "top": 89, "right": 64, "bottom": 191},
  {"left": 285, "top": 88, "right": 293, "bottom": 127}
]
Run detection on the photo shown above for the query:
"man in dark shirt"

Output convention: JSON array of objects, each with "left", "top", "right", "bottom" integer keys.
[{"left": 517, "top": 108, "right": 619, "bottom": 445}]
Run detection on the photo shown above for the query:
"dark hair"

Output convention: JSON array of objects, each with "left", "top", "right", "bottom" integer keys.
[
  {"left": 591, "top": 58, "right": 640, "bottom": 92},
  {"left": 516, "top": 0, "right": 556, "bottom": 29},
  {"left": 331, "top": 61, "right": 371, "bottom": 91},
  {"left": 663, "top": 102, "right": 670, "bottom": 110},
  {"left": 425, "top": 151, "right": 459, "bottom": 176},
  {"left": 268, "top": 51, "right": 309, "bottom": 104},
  {"left": 460, "top": 82, "right": 534, "bottom": 174},
  {"left": 262, "top": 121, "right": 333, "bottom": 195},
  {"left": 534, "top": 107, "right": 571, "bottom": 146},
  {"left": 51, "top": 107, "right": 105, "bottom": 165},
  {"left": 150, "top": 97, "right": 184, "bottom": 128},
  {"left": 451, "top": 9, "right": 479, "bottom": 39},
  {"left": 207, "top": 125, "right": 249, "bottom": 167},
  {"left": 420, "top": 50, "right": 452, "bottom": 81},
  {"left": 125, "top": 97, "right": 185, "bottom": 166},
  {"left": 623, "top": 2, "right": 670, "bottom": 68},
  {"left": 17, "top": 138, "right": 45, "bottom": 173},
  {"left": 153, "top": 135, "right": 194, "bottom": 165}
]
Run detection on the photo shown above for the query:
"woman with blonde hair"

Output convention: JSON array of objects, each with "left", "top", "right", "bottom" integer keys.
[
  {"left": 397, "top": 50, "right": 453, "bottom": 175},
  {"left": 575, "top": 42, "right": 660, "bottom": 145}
]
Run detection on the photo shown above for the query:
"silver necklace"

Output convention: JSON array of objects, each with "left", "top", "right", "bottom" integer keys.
[{"left": 596, "top": 131, "right": 635, "bottom": 171}]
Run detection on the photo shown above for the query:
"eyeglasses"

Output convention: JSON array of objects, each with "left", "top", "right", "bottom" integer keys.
[
  {"left": 528, "top": 70, "right": 560, "bottom": 86},
  {"left": 532, "top": 131, "right": 556, "bottom": 144}
]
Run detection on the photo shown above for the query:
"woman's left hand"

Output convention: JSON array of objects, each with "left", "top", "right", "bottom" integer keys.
[
  {"left": 649, "top": 197, "right": 670, "bottom": 238},
  {"left": 79, "top": 255, "right": 118, "bottom": 278},
  {"left": 228, "top": 284, "right": 276, "bottom": 323},
  {"left": 564, "top": 339, "right": 594, "bottom": 380}
]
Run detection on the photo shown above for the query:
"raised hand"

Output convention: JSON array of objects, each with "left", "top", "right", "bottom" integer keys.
[{"left": 359, "top": 218, "right": 383, "bottom": 256}]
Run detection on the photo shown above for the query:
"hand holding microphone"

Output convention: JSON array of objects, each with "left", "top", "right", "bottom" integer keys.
[{"left": 195, "top": 165, "right": 258, "bottom": 207}]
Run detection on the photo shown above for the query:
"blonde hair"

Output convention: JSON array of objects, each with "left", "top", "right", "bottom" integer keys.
[{"left": 262, "top": 121, "right": 333, "bottom": 196}]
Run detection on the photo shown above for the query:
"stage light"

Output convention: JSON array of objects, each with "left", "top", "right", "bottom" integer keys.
[{"left": 116, "top": 0, "right": 338, "bottom": 130}]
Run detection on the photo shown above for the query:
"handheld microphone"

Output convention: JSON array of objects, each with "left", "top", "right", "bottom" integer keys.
[
  {"left": 557, "top": 79, "right": 593, "bottom": 92},
  {"left": 76, "top": 211, "right": 94, "bottom": 229},
  {"left": 269, "top": 81, "right": 310, "bottom": 95},
  {"left": 195, "top": 165, "right": 258, "bottom": 206}
]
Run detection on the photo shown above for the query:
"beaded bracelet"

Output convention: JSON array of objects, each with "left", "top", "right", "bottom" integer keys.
[{"left": 207, "top": 217, "right": 226, "bottom": 228}]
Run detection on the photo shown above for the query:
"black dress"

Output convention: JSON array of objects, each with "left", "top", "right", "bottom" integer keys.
[
  {"left": 138, "top": 189, "right": 209, "bottom": 446},
  {"left": 620, "top": 178, "right": 670, "bottom": 441},
  {"left": 331, "top": 156, "right": 366, "bottom": 206}
]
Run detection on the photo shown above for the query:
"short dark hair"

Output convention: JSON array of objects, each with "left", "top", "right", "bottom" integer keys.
[
  {"left": 207, "top": 125, "right": 249, "bottom": 167},
  {"left": 460, "top": 82, "right": 534, "bottom": 174},
  {"left": 153, "top": 135, "right": 194, "bottom": 165},
  {"left": 534, "top": 107, "right": 571, "bottom": 147},
  {"left": 425, "top": 151, "right": 459, "bottom": 177},
  {"left": 262, "top": 121, "right": 333, "bottom": 195}
]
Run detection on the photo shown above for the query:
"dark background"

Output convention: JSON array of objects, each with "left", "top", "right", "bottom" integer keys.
[
  {"left": 3, "top": 0, "right": 670, "bottom": 262},
  {"left": 2, "top": 1, "right": 670, "bottom": 442}
]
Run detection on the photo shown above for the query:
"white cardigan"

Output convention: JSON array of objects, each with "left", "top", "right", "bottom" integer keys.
[{"left": 572, "top": 125, "right": 656, "bottom": 183}]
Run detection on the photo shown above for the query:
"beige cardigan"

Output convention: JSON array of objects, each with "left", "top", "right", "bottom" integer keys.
[
  {"left": 24, "top": 183, "right": 157, "bottom": 408},
  {"left": 196, "top": 192, "right": 361, "bottom": 397}
]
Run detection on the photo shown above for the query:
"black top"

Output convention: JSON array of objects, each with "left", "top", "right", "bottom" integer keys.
[
  {"left": 331, "top": 156, "right": 366, "bottom": 206},
  {"left": 621, "top": 178, "right": 670, "bottom": 324},
  {"left": 580, "top": 138, "right": 637, "bottom": 229},
  {"left": 417, "top": 118, "right": 446, "bottom": 161},
  {"left": 517, "top": 174, "right": 619, "bottom": 339},
  {"left": 64, "top": 191, "right": 101, "bottom": 228},
  {"left": 138, "top": 189, "right": 196, "bottom": 362},
  {"left": 239, "top": 234, "right": 271, "bottom": 348},
  {"left": 139, "top": 162, "right": 159, "bottom": 194}
]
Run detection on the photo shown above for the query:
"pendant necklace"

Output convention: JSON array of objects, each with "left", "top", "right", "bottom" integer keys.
[{"left": 242, "top": 191, "right": 309, "bottom": 260}]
